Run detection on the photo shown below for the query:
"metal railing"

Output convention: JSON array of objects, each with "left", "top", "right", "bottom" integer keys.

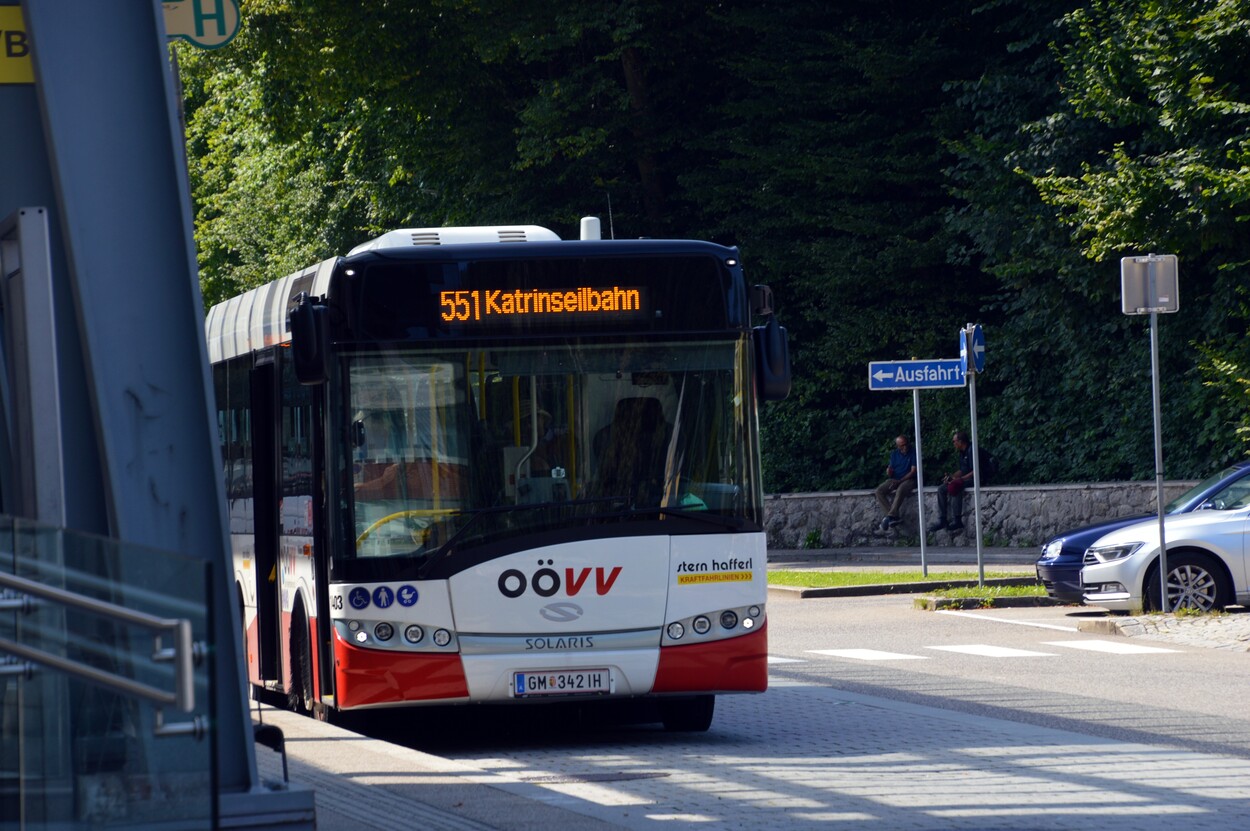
[{"left": 0, "top": 569, "right": 208, "bottom": 738}]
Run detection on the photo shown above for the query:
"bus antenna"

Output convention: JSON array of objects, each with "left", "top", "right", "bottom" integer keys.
[{"left": 605, "top": 192, "right": 615, "bottom": 239}]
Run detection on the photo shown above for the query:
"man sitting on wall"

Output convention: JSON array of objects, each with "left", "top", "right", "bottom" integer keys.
[{"left": 929, "top": 429, "right": 974, "bottom": 534}]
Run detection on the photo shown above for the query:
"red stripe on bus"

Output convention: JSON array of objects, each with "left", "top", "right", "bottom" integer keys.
[
  {"left": 333, "top": 629, "right": 470, "bottom": 708},
  {"left": 651, "top": 621, "right": 768, "bottom": 693}
]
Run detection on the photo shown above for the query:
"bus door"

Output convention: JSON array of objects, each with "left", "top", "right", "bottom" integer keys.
[{"left": 249, "top": 358, "right": 281, "bottom": 681}]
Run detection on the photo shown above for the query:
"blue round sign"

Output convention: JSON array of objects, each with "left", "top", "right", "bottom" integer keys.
[
  {"left": 348, "top": 587, "right": 370, "bottom": 610},
  {"left": 373, "top": 586, "right": 395, "bottom": 609},
  {"left": 396, "top": 585, "right": 419, "bottom": 607},
  {"left": 960, "top": 325, "right": 986, "bottom": 374}
]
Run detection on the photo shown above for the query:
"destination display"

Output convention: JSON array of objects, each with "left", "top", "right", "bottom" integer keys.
[
  {"left": 344, "top": 255, "right": 732, "bottom": 340},
  {"left": 440, "top": 286, "right": 645, "bottom": 323}
]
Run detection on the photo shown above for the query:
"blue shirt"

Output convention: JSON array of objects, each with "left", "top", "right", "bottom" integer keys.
[{"left": 888, "top": 447, "right": 917, "bottom": 480}]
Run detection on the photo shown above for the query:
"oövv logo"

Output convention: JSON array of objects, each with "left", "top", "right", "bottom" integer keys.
[{"left": 497, "top": 559, "right": 622, "bottom": 598}]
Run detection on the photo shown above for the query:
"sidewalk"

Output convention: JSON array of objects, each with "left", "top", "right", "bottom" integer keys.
[{"left": 767, "top": 545, "right": 1037, "bottom": 570}]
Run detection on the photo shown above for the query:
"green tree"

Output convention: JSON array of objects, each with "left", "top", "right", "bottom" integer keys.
[
  {"left": 683, "top": 1, "right": 1011, "bottom": 490},
  {"left": 1028, "top": 0, "right": 1250, "bottom": 466},
  {"left": 947, "top": 0, "right": 1248, "bottom": 482}
]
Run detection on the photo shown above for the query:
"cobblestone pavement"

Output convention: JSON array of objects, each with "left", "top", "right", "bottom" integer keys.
[{"left": 1106, "top": 610, "right": 1250, "bottom": 652}]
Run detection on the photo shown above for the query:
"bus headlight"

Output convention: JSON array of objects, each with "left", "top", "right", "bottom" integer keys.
[
  {"left": 692, "top": 616, "right": 711, "bottom": 635},
  {"left": 354, "top": 630, "right": 368, "bottom": 644},
  {"left": 374, "top": 622, "right": 394, "bottom": 641},
  {"left": 432, "top": 629, "right": 452, "bottom": 647},
  {"left": 720, "top": 610, "right": 738, "bottom": 629},
  {"left": 404, "top": 625, "right": 425, "bottom": 644},
  {"left": 667, "top": 622, "right": 686, "bottom": 640}
]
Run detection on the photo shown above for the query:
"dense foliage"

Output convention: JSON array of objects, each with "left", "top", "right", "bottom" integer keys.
[{"left": 180, "top": 0, "right": 1250, "bottom": 492}]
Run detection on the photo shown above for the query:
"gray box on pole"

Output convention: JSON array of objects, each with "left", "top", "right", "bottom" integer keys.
[{"left": 1121, "top": 254, "right": 1179, "bottom": 314}]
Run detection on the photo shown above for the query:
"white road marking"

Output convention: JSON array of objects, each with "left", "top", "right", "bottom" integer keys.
[
  {"left": 768, "top": 656, "right": 806, "bottom": 664},
  {"left": 807, "top": 648, "right": 927, "bottom": 661},
  {"left": 935, "top": 609, "right": 1079, "bottom": 632},
  {"left": 1042, "top": 639, "right": 1179, "bottom": 654},
  {"left": 927, "top": 644, "right": 1055, "bottom": 658}
]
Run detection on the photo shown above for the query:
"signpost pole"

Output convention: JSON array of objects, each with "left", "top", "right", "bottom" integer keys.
[
  {"left": 965, "top": 326, "right": 985, "bottom": 586},
  {"left": 1120, "top": 253, "right": 1177, "bottom": 612},
  {"left": 912, "top": 388, "right": 928, "bottom": 577},
  {"left": 1150, "top": 307, "right": 1167, "bottom": 611},
  {"left": 967, "top": 369, "right": 985, "bottom": 586},
  {"left": 868, "top": 355, "right": 965, "bottom": 578}
]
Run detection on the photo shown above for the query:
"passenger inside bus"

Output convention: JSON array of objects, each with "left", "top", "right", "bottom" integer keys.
[
  {"left": 353, "top": 409, "right": 406, "bottom": 500},
  {"left": 353, "top": 407, "right": 466, "bottom": 503},
  {"left": 592, "top": 396, "right": 671, "bottom": 505}
]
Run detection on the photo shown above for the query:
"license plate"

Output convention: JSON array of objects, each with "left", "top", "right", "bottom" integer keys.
[{"left": 513, "top": 668, "right": 611, "bottom": 698}]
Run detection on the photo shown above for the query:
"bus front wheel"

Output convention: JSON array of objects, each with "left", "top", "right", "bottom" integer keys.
[
  {"left": 660, "top": 695, "right": 714, "bottom": 732},
  {"left": 288, "top": 610, "right": 314, "bottom": 713}
]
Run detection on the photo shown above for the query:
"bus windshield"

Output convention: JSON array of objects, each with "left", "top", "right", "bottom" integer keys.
[{"left": 341, "top": 338, "right": 760, "bottom": 565}]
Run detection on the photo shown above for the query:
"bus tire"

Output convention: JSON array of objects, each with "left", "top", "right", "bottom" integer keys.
[
  {"left": 288, "top": 607, "right": 314, "bottom": 713},
  {"left": 660, "top": 695, "right": 714, "bottom": 732}
]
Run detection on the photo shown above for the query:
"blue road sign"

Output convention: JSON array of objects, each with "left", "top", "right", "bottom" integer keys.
[
  {"left": 960, "top": 325, "right": 986, "bottom": 374},
  {"left": 869, "top": 359, "right": 966, "bottom": 390}
]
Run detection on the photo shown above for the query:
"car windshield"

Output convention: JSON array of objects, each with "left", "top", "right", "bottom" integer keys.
[
  {"left": 1200, "top": 477, "right": 1250, "bottom": 511},
  {"left": 1165, "top": 464, "right": 1249, "bottom": 512}
]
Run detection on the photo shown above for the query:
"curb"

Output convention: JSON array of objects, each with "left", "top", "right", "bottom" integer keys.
[{"left": 769, "top": 576, "right": 1040, "bottom": 600}]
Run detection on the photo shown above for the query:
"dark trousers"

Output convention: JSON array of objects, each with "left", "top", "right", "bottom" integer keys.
[{"left": 936, "top": 479, "right": 966, "bottom": 525}]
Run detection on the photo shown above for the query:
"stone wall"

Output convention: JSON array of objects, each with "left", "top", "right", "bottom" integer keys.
[{"left": 765, "top": 481, "right": 1196, "bottom": 550}]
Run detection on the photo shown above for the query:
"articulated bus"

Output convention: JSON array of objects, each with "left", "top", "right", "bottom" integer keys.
[{"left": 205, "top": 218, "right": 790, "bottom": 731}]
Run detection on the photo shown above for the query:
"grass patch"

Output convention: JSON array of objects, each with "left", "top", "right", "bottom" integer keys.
[
  {"left": 768, "top": 570, "right": 1029, "bottom": 588},
  {"left": 927, "top": 583, "right": 1047, "bottom": 599}
]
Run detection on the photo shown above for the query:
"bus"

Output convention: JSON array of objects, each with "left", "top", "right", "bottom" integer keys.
[{"left": 205, "top": 218, "right": 791, "bottom": 731}]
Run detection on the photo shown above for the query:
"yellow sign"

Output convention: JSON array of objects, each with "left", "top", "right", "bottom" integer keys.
[
  {"left": 677, "top": 571, "right": 752, "bottom": 585},
  {"left": 0, "top": 7, "right": 33, "bottom": 85}
]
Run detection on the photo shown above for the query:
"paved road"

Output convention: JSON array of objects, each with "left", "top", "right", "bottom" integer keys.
[{"left": 252, "top": 545, "right": 1250, "bottom": 830}]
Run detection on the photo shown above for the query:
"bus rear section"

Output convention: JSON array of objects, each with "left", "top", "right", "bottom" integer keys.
[{"left": 206, "top": 221, "right": 789, "bottom": 731}]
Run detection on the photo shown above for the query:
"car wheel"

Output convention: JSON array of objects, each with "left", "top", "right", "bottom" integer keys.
[{"left": 1143, "top": 552, "right": 1231, "bottom": 613}]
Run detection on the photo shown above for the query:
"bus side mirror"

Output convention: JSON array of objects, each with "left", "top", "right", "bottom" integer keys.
[
  {"left": 289, "top": 294, "right": 330, "bottom": 385},
  {"left": 752, "top": 315, "right": 791, "bottom": 401}
]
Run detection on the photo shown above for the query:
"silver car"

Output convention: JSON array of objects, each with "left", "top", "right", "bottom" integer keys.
[{"left": 1081, "top": 477, "right": 1250, "bottom": 612}]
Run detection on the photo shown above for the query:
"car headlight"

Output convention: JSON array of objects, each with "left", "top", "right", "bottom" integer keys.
[
  {"left": 1041, "top": 539, "right": 1065, "bottom": 559},
  {"left": 1085, "top": 541, "right": 1145, "bottom": 563}
]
